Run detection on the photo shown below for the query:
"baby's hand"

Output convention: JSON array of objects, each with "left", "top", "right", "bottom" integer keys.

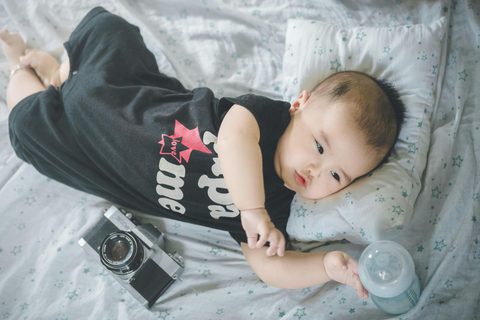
[
  {"left": 323, "top": 251, "right": 369, "bottom": 299},
  {"left": 241, "top": 208, "right": 286, "bottom": 257}
]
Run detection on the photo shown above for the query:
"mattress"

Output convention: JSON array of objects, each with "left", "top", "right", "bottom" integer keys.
[{"left": 0, "top": 0, "right": 478, "bottom": 319}]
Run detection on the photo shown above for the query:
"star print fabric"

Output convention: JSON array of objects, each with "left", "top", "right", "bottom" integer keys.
[
  {"left": 283, "top": 16, "right": 448, "bottom": 245},
  {"left": 1, "top": 0, "right": 479, "bottom": 319}
]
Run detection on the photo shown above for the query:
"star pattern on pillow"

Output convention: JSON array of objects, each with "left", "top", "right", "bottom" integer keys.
[{"left": 284, "top": 17, "right": 446, "bottom": 244}]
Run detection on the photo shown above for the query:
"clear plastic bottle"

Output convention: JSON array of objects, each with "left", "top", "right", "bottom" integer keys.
[{"left": 358, "top": 240, "right": 421, "bottom": 315}]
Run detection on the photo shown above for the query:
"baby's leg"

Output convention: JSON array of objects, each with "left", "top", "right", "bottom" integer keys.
[
  {"left": 59, "top": 57, "right": 70, "bottom": 84},
  {"left": 0, "top": 29, "right": 45, "bottom": 111},
  {"left": 21, "top": 51, "right": 70, "bottom": 86},
  {"left": 19, "top": 49, "right": 63, "bottom": 88}
]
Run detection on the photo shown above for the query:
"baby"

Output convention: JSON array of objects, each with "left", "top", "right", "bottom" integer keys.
[{"left": 1, "top": 7, "right": 405, "bottom": 298}]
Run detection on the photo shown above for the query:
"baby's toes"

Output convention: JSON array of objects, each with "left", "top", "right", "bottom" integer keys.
[
  {"left": 0, "top": 29, "right": 17, "bottom": 44},
  {"left": 0, "top": 30, "right": 24, "bottom": 46},
  {"left": 0, "top": 29, "right": 9, "bottom": 41}
]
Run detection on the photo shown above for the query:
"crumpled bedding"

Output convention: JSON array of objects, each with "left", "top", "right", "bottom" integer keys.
[{"left": 0, "top": 0, "right": 479, "bottom": 319}]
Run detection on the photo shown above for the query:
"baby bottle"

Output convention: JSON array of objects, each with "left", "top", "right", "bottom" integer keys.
[{"left": 358, "top": 240, "right": 421, "bottom": 314}]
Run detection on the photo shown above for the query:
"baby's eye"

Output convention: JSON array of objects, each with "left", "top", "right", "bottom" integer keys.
[
  {"left": 331, "top": 171, "right": 340, "bottom": 181},
  {"left": 316, "top": 141, "right": 324, "bottom": 154}
]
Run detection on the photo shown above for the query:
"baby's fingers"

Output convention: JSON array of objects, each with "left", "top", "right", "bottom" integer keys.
[
  {"left": 247, "top": 234, "right": 258, "bottom": 249},
  {"left": 264, "top": 230, "right": 286, "bottom": 257},
  {"left": 265, "top": 245, "right": 276, "bottom": 256},
  {"left": 256, "top": 232, "right": 268, "bottom": 249},
  {"left": 255, "top": 222, "right": 274, "bottom": 249},
  {"left": 274, "top": 235, "right": 286, "bottom": 257},
  {"left": 355, "top": 276, "right": 369, "bottom": 299}
]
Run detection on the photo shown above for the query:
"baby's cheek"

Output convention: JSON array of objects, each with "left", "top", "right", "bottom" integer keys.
[{"left": 312, "top": 181, "right": 338, "bottom": 200}]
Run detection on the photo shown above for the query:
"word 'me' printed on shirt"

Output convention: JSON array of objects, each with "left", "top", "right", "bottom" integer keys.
[{"left": 156, "top": 130, "right": 240, "bottom": 219}]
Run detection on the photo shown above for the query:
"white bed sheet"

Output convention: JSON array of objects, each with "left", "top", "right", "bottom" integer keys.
[{"left": 0, "top": 0, "right": 479, "bottom": 319}]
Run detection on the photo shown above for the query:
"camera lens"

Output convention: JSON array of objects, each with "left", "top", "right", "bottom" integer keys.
[
  {"left": 106, "top": 238, "right": 130, "bottom": 261},
  {"left": 100, "top": 231, "right": 144, "bottom": 275}
]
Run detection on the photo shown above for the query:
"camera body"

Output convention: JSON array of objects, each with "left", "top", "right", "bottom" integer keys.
[{"left": 78, "top": 206, "right": 184, "bottom": 308}]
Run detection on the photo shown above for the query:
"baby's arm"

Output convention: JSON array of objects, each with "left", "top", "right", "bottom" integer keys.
[
  {"left": 218, "top": 104, "right": 286, "bottom": 256},
  {"left": 241, "top": 243, "right": 369, "bottom": 298}
]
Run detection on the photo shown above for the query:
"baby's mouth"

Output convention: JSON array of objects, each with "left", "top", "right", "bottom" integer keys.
[{"left": 295, "top": 171, "right": 307, "bottom": 187}]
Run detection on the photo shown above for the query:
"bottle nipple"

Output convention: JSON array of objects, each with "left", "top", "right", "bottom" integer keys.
[
  {"left": 359, "top": 241, "right": 414, "bottom": 298},
  {"left": 359, "top": 241, "right": 421, "bottom": 314}
]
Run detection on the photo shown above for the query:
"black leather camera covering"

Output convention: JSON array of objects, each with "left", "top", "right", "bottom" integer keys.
[
  {"left": 83, "top": 216, "right": 119, "bottom": 252},
  {"left": 130, "top": 259, "right": 175, "bottom": 307}
]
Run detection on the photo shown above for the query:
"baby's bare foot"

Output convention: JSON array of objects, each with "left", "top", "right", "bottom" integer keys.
[
  {"left": 0, "top": 29, "right": 27, "bottom": 68},
  {"left": 20, "top": 49, "right": 61, "bottom": 87}
]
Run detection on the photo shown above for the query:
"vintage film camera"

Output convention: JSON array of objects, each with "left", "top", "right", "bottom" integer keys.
[{"left": 78, "top": 206, "right": 184, "bottom": 308}]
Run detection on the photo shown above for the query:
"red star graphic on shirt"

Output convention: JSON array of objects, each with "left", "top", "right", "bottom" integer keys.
[{"left": 158, "top": 120, "right": 211, "bottom": 163}]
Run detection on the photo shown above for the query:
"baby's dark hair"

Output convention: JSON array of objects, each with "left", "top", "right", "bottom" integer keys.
[{"left": 310, "top": 71, "right": 406, "bottom": 163}]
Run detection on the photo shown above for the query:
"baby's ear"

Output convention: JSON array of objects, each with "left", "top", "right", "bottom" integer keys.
[
  {"left": 290, "top": 99, "right": 300, "bottom": 111},
  {"left": 298, "top": 90, "right": 310, "bottom": 101},
  {"left": 298, "top": 90, "right": 309, "bottom": 102},
  {"left": 290, "top": 90, "right": 309, "bottom": 113}
]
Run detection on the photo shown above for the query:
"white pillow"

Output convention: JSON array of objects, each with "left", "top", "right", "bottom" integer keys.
[{"left": 283, "top": 18, "right": 447, "bottom": 244}]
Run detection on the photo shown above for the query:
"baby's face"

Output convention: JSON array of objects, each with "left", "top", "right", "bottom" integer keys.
[{"left": 274, "top": 91, "right": 383, "bottom": 200}]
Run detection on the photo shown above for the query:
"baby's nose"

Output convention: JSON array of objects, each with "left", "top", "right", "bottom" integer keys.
[{"left": 308, "top": 163, "right": 321, "bottom": 179}]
